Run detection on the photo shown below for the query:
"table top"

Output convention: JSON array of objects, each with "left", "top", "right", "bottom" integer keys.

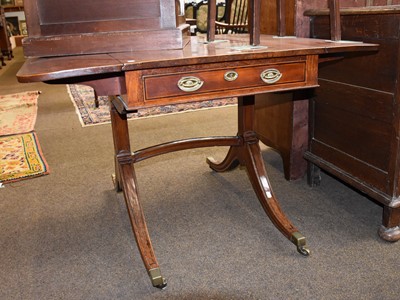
[{"left": 17, "top": 34, "right": 378, "bottom": 83}]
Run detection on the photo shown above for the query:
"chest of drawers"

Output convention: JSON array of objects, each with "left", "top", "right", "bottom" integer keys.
[{"left": 304, "top": 7, "right": 400, "bottom": 241}]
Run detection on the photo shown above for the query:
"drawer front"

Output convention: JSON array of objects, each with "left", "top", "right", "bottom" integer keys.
[{"left": 143, "top": 62, "right": 306, "bottom": 100}]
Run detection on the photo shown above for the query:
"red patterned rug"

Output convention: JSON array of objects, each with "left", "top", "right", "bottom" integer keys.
[
  {"left": 0, "top": 91, "right": 49, "bottom": 184},
  {"left": 67, "top": 84, "right": 237, "bottom": 127}
]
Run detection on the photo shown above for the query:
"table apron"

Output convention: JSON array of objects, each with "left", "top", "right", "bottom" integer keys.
[{"left": 124, "top": 55, "right": 319, "bottom": 110}]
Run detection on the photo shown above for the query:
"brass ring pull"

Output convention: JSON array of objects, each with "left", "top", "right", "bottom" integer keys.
[
  {"left": 260, "top": 68, "right": 282, "bottom": 84},
  {"left": 177, "top": 76, "right": 204, "bottom": 92},
  {"left": 224, "top": 70, "right": 239, "bottom": 81}
]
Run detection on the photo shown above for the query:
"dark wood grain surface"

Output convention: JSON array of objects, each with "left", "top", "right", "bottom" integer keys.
[{"left": 17, "top": 35, "right": 378, "bottom": 83}]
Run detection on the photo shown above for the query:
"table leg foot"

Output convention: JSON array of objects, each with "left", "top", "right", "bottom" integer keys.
[
  {"left": 291, "top": 232, "right": 311, "bottom": 256},
  {"left": 119, "top": 161, "right": 165, "bottom": 287},
  {"left": 111, "top": 173, "right": 122, "bottom": 192},
  {"left": 148, "top": 268, "right": 167, "bottom": 289},
  {"left": 242, "top": 140, "right": 310, "bottom": 255},
  {"left": 379, "top": 206, "right": 400, "bottom": 242},
  {"left": 378, "top": 225, "right": 400, "bottom": 242},
  {"left": 206, "top": 147, "right": 240, "bottom": 172}
]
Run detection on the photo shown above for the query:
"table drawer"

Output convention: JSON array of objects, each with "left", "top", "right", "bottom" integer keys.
[{"left": 143, "top": 62, "right": 306, "bottom": 100}]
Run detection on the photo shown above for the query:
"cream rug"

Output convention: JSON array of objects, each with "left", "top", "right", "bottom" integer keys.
[{"left": 0, "top": 91, "right": 40, "bottom": 136}]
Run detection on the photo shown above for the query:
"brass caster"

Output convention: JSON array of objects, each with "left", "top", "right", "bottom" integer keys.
[
  {"left": 111, "top": 174, "right": 122, "bottom": 192},
  {"left": 148, "top": 268, "right": 167, "bottom": 289},
  {"left": 291, "top": 232, "right": 311, "bottom": 257},
  {"left": 297, "top": 245, "right": 311, "bottom": 256}
]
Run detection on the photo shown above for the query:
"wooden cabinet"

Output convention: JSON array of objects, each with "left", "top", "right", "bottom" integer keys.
[
  {"left": 304, "top": 7, "right": 400, "bottom": 242},
  {"left": 22, "top": 0, "right": 189, "bottom": 57}
]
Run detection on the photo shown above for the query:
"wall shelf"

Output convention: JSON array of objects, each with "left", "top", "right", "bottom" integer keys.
[{"left": 2, "top": 6, "right": 24, "bottom": 13}]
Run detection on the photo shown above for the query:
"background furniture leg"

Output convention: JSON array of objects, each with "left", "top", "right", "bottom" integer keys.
[
  {"left": 307, "top": 162, "right": 321, "bottom": 187},
  {"left": 379, "top": 206, "right": 400, "bottom": 242}
]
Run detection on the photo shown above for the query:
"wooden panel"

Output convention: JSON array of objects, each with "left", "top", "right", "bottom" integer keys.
[
  {"left": 256, "top": 93, "right": 293, "bottom": 150},
  {"left": 309, "top": 139, "right": 389, "bottom": 193},
  {"left": 39, "top": 19, "right": 162, "bottom": 36},
  {"left": 310, "top": 13, "right": 400, "bottom": 40},
  {"left": 37, "top": 0, "right": 160, "bottom": 25},
  {"left": 23, "top": 0, "right": 188, "bottom": 57},
  {"left": 255, "top": 92, "right": 309, "bottom": 180},
  {"left": 295, "top": 0, "right": 327, "bottom": 37},
  {"left": 260, "top": 0, "right": 295, "bottom": 35},
  {"left": 23, "top": 26, "right": 190, "bottom": 57},
  {"left": 313, "top": 79, "right": 394, "bottom": 175},
  {"left": 313, "top": 95, "right": 392, "bottom": 172},
  {"left": 315, "top": 79, "right": 394, "bottom": 124},
  {"left": 312, "top": 14, "right": 399, "bottom": 93}
]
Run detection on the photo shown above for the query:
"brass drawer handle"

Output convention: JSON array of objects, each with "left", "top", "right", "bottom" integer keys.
[
  {"left": 260, "top": 68, "right": 282, "bottom": 84},
  {"left": 224, "top": 70, "right": 239, "bottom": 81},
  {"left": 177, "top": 76, "right": 204, "bottom": 92}
]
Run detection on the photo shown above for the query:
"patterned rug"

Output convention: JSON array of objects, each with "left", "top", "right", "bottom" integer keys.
[
  {"left": 67, "top": 84, "right": 237, "bottom": 127},
  {"left": 0, "top": 91, "right": 40, "bottom": 136},
  {"left": 0, "top": 91, "right": 49, "bottom": 184},
  {"left": 0, "top": 132, "right": 49, "bottom": 183}
]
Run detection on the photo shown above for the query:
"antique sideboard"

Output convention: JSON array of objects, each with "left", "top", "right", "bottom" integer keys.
[{"left": 304, "top": 6, "right": 400, "bottom": 242}]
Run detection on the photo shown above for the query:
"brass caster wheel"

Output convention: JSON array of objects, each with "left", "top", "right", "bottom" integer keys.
[
  {"left": 291, "top": 232, "right": 311, "bottom": 257},
  {"left": 111, "top": 173, "right": 122, "bottom": 192},
  {"left": 155, "top": 281, "right": 167, "bottom": 290},
  {"left": 148, "top": 268, "right": 167, "bottom": 289},
  {"left": 297, "top": 246, "right": 311, "bottom": 256}
]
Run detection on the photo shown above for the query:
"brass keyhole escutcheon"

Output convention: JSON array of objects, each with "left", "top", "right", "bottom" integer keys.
[{"left": 224, "top": 70, "right": 239, "bottom": 82}]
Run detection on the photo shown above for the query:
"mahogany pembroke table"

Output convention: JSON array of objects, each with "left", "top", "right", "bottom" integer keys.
[{"left": 17, "top": 0, "right": 377, "bottom": 289}]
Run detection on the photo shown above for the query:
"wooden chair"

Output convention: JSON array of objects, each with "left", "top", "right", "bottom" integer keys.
[
  {"left": 215, "top": 0, "right": 248, "bottom": 34},
  {"left": 194, "top": 0, "right": 226, "bottom": 34},
  {"left": 184, "top": 1, "right": 197, "bottom": 33}
]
